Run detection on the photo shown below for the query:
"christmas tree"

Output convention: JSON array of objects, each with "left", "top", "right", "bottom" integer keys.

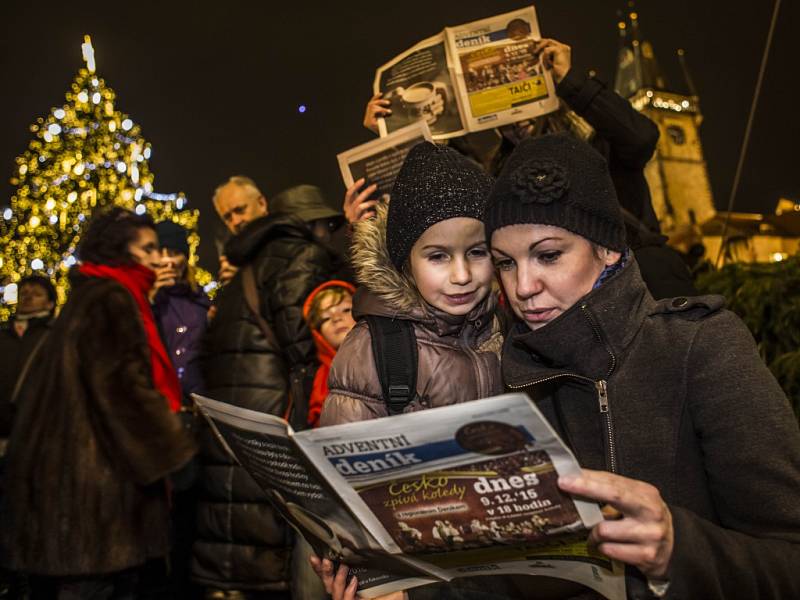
[{"left": 0, "top": 36, "right": 212, "bottom": 319}]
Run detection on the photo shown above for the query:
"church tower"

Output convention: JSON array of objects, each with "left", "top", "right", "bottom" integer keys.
[{"left": 614, "top": 10, "right": 716, "bottom": 232}]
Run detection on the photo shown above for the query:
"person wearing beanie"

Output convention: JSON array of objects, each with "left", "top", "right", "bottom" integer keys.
[
  {"left": 488, "top": 133, "right": 800, "bottom": 599},
  {"left": 147, "top": 220, "right": 210, "bottom": 598},
  {"left": 311, "top": 141, "right": 510, "bottom": 595}
]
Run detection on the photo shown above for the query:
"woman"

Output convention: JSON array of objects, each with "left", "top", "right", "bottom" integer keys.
[
  {"left": 0, "top": 207, "right": 196, "bottom": 598},
  {"left": 151, "top": 219, "right": 211, "bottom": 402},
  {"left": 485, "top": 134, "right": 800, "bottom": 598},
  {"left": 149, "top": 220, "right": 211, "bottom": 596}
]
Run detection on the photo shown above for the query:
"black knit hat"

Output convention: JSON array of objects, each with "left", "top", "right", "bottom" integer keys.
[
  {"left": 155, "top": 220, "right": 190, "bottom": 256},
  {"left": 387, "top": 141, "right": 493, "bottom": 268},
  {"left": 484, "top": 133, "right": 626, "bottom": 251}
]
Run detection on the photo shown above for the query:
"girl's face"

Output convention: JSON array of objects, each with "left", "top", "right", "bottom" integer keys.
[
  {"left": 408, "top": 217, "right": 494, "bottom": 317},
  {"left": 491, "top": 224, "right": 620, "bottom": 331},
  {"left": 318, "top": 293, "right": 356, "bottom": 350}
]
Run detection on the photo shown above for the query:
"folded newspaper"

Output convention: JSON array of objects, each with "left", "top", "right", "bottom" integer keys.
[
  {"left": 337, "top": 121, "right": 432, "bottom": 203},
  {"left": 374, "top": 6, "right": 560, "bottom": 140},
  {"left": 193, "top": 393, "right": 625, "bottom": 599}
]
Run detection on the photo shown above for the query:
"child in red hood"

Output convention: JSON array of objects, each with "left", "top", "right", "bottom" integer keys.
[{"left": 302, "top": 280, "right": 357, "bottom": 427}]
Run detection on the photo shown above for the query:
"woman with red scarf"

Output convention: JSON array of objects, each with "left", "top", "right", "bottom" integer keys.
[{"left": 0, "top": 207, "right": 196, "bottom": 599}]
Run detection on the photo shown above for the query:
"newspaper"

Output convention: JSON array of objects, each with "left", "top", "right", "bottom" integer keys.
[
  {"left": 193, "top": 393, "right": 625, "bottom": 599},
  {"left": 375, "top": 6, "right": 559, "bottom": 140},
  {"left": 337, "top": 121, "right": 432, "bottom": 202}
]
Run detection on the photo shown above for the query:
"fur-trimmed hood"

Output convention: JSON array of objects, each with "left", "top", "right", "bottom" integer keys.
[{"left": 350, "top": 203, "right": 423, "bottom": 316}]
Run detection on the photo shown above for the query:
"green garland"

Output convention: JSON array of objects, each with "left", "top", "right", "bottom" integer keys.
[{"left": 696, "top": 256, "right": 800, "bottom": 419}]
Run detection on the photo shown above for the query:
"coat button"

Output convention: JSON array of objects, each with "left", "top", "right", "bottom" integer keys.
[
  {"left": 672, "top": 297, "right": 688, "bottom": 308},
  {"left": 176, "top": 326, "right": 187, "bottom": 334}
]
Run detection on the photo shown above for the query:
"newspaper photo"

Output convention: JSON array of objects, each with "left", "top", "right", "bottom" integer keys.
[
  {"left": 445, "top": 6, "right": 559, "bottom": 132},
  {"left": 194, "top": 393, "right": 625, "bottom": 599},
  {"left": 374, "top": 34, "right": 466, "bottom": 139},
  {"left": 373, "top": 6, "right": 560, "bottom": 141},
  {"left": 337, "top": 121, "right": 432, "bottom": 202}
]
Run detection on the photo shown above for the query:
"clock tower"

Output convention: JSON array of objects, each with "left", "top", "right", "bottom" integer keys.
[{"left": 614, "top": 10, "right": 716, "bottom": 233}]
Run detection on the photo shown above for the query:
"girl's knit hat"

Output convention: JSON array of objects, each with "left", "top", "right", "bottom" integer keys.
[{"left": 386, "top": 142, "right": 494, "bottom": 269}]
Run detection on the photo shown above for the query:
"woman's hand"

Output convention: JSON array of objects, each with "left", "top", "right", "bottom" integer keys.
[
  {"left": 533, "top": 38, "right": 572, "bottom": 84},
  {"left": 148, "top": 260, "right": 178, "bottom": 301},
  {"left": 558, "top": 469, "right": 674, "bottom": 579},
  {"left": 343, "top": 179, "right": 379, "bottom": 224},
  {"left": 364, "top": 92, "right": 392, "bottom": 133},
  {"left": 309, "top": 556, "right": 407, "bottom": 600}
]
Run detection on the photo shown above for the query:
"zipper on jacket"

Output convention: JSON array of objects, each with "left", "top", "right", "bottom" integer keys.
[
  {"left": 508, "top": 304, "right": 620, "bottom": 473},
  {"left": 595, "top": 379, "right": 618, "bottom": 473},
  {"left": 460, "top": 327, "right": 488, "bottom": 399}
]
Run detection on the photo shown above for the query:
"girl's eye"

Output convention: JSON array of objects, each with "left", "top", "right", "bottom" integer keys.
[
  {"left": 468, "top": 246, "right": 489, "bottom": 259},
  {"left": 343, "top": 307, "right": 352, "bottom": 314},
  {"left": 493, "top": 258, "right": 515, "bottom": 272},
  {"left": 427, "top": 252, "right": 448, "bottom": 263},
  {"left": 539, "top": 251, "right": 562, "bottom": 264}
]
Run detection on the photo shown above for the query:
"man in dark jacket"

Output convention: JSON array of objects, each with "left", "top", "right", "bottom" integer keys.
[{"left": 195, "top": 178, "right": 343, "bottom": 598}]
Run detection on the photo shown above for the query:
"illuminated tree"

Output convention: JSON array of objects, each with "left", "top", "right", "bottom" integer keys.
[{"left": 0, "top": 36, "right": 211, "bottom": 318}]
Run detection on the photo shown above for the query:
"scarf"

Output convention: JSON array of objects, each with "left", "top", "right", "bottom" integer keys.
[
  {"left": 79, "top": 262, "right": 182, "bottom": 412},
  {"left": 593, "top": 248, "right": 630, "bottom": 290}
]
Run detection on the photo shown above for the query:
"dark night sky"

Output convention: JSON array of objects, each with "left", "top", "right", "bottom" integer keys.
[{"left": 1, "top": 0, "right": 797, "bottom": 270}]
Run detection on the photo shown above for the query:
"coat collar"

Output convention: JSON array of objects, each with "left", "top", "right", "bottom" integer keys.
[
  {"left": 503, "top": 257, "right": 654, "bottom": 386},
  {"left": 225, "top": 213, "right": 312, "bottom": 266}
]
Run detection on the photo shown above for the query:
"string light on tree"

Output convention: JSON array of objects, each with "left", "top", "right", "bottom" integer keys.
[{"left": 0, "top": 35, "right": 212, "bottom": 318}]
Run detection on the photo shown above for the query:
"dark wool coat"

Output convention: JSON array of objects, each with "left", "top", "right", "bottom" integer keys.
[
  {"left": 499, "top": 259, "right": 800, "bottom": 599},
  {"left": 194, "top": 212, "right": 339, "bottom": 591},
  {"left": 0, "top": 273, "right": 196, "bottom": 576}
]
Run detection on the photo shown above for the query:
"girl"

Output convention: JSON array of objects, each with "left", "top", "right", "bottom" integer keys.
[
  {"left": 303, "top": 280, "right": 357, "bottom": 427},
  {"left": 319, "top": 141, "right": 503, "bottom": 426},
  {"left": 312, "top": 141, "right": 504, "bottom": 599}
]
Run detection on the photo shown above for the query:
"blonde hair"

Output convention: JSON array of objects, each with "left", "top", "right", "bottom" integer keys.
[{"left": 307, "top": 287, "right": 352, "bottom": 331}]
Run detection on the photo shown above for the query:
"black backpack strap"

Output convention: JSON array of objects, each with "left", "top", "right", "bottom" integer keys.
[{"left": 365, "top": 315, "right": 418, "bottom": 416}]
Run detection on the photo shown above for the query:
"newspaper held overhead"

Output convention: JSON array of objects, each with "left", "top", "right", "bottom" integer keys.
[
  {"left": 194, "top": 393, "right": 625, "bottom": 600},
  {"left": 375, "top": 6, "right": 559, "bottom": 141},
  {"left": 337, "top": 121, "right": 432, "bottom": 202},
  {"left": 375, "top": 34, "right": 465, "bottom": 140}
]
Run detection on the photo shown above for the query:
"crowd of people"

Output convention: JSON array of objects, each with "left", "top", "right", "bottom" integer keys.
[{"left": 1, "top": 37, "right": 799, "bottom": 600}]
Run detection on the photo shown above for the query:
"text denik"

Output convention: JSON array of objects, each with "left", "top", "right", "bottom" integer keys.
[{"left": 334, "top": 451, "right": 422, "bottom": 476}]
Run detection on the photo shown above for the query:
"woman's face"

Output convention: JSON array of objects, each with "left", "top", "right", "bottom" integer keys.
[
  {"left": 160, "top": 247, "right": 188, "bottom": 278},
  {"left": 408, "top": 217, "right": 494, "bottom": 317},
  {"left": 127, "top": 227, "right": 161, "bottom": 271},
  {"left": 491, "top": 224, "right": 620, "bottom": 330}
]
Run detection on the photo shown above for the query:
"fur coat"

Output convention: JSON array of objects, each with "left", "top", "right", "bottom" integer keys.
[{"left": 0, "top": 272, "right": 196, "bottom": 576}]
